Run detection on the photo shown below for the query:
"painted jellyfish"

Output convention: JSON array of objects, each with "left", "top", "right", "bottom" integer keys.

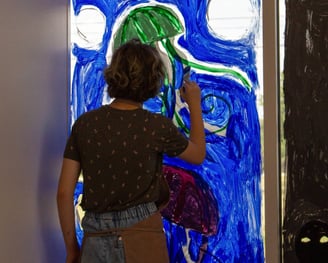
[{"left": 70, "top": 0, "right": 263, "bottom": 262}]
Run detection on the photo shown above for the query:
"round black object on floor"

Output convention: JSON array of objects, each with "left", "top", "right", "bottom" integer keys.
[{"left": 295, "top": 220, "right": 328, "bottom": 263}]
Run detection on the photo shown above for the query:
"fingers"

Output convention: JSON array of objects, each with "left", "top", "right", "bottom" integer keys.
[
  {"left": 181, "top": 80, "right": 196, "bottom": 91},
  {"left": 179, "top": 80, "right": 201, "bottom": 105},
  {"left": 182, "top": 80, "right": 200, "bottom": 94}
]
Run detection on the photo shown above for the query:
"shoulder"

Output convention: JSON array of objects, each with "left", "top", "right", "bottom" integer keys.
[{"left": 72, "top": 106, "right": 107, "bottom": 129}]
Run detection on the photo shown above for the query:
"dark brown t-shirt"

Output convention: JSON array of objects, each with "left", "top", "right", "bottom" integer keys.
[{"left": 64, "top": 105, "right": 188, "bottom": 212}]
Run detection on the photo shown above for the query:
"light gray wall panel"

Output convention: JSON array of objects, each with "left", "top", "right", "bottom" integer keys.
[{"left": 0, "top": 1, "right": 68, "bottom": 262}]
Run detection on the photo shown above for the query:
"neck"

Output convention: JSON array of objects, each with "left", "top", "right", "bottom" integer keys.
[{"left": 110, "top": 98, "right": 142, "bottom": 110}]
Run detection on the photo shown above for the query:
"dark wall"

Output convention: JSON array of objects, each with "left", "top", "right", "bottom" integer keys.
[{"left": 283, "top": 1, "right": 328, "bottom": 262}]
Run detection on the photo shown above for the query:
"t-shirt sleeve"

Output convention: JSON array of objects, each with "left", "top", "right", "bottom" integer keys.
[
  {"left": 63, "top": 120, "right": 81, "bottom": 162},
  {"left": 161, "top": 118, "right": 188, "bottom": 157}
]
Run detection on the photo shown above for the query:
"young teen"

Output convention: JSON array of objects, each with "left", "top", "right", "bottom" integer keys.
[{"left": 57, "top": 39, "right": 205, "bottom": 263}]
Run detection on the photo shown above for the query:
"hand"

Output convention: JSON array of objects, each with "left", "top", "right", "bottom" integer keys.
[{"left": 179, "top": 80, "right": 201, "bottom": 107}]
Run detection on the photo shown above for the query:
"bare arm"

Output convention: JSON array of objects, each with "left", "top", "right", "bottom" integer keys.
[
  {"left": 178, "top": 80, "right": 206, "bottom": 164},
  {"left": 57, "top": 158, "right": 81, "bottom": 263}
]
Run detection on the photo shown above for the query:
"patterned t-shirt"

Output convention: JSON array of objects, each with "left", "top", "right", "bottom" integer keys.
[{"left": 64, "top": 105, "right": 188, "bottom": 212}]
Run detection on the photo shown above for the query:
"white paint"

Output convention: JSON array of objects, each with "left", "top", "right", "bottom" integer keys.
[
  {"left": 207, "top": 0, "right": 257, "bottom": 40},
  {"left": 305, "top": 10, "right": 313, "bottom": 54},
  {"left": 73, "top": 5, "right": 106, "bottom": 49}
]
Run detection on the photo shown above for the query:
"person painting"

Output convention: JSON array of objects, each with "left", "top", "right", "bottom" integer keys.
[{"left": 57, "top": 39, "right": 206, "bottom": 263}]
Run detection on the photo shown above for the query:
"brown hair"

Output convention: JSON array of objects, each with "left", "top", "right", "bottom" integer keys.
[{"left": 104, "top": 39, "right": 165, "bottom": 102}]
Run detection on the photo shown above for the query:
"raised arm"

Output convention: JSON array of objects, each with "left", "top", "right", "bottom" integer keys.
[{"left": 178, "top": 80, "right": 206, "bottom": 164}]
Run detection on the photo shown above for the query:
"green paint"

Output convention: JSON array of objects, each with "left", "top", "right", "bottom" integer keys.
[
  {"left": 114, "top": 5, "right": 251, "bottom": 91},
  {"left": 114, "top": 5, "right": 251, "bottom": 135},
  {"left": 164, "top": 39, "right": 252, "bottom": 91},
  {"left": 114, "top": 6, "right": 183, "bottom": 48}
]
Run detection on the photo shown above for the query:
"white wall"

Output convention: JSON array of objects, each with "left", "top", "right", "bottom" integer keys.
[{"left": 0, "top": 1, "right": 68, "bottom": 262}]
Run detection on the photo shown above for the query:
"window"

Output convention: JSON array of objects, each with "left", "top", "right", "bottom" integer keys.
[{"left": 69, "top": 1, "right": 274, "bottom": 262}]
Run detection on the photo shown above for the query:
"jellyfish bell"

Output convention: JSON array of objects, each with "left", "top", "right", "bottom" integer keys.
[
  {"left": 161, "top": 165, "right": 219, "bottom": 236},
  {"left": 106, "top": 3, "right": 193, "bottom": 86}
]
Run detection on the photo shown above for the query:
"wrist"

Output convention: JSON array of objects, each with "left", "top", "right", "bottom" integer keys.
[{"left": 187, "top": 101, "right": 201, "bottom": 109}]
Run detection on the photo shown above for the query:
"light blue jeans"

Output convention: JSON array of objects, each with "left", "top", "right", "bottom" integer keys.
[{"left": 80, "top": 202, "right": 158, "bottom": 263}]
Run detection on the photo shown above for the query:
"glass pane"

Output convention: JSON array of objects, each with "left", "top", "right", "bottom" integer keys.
[{"left": 70, "top": 1, "right": 264, "bottom": 261}]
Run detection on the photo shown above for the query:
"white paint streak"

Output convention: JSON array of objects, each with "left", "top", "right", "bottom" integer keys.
[
  {"left": 305, "top": 10, "right": 313, "bottom": 54},
  {"left": 182, "top": 230, "right": 196, "bottom": 263}
]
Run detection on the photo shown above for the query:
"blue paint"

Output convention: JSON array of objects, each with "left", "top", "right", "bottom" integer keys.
[
  {"left": 70, "top": 0, "right": 263, "bottom": 262},
  {"left": 73, "top": 181, "right": 84, "bottom": 245}
]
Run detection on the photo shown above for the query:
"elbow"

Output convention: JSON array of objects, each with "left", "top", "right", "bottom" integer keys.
[
  {"left": 178, "top": 143, "right": 206, "bottom": 164},
  {"left": 192, "top": 160, "right": 204, "bottom": 165},
  {"left": 190, "top": 149, "right": 206, "bottom": 165},
  {"left": 197, "top": 145, "right": 207, "bottom": 163},
  {"left": 195, "top": 152, "right": 206, "bottom": 165}
]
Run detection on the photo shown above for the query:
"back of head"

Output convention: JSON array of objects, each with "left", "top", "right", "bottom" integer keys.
[{"left": 104, "top": 39, "right": 165, "bottom": 102}]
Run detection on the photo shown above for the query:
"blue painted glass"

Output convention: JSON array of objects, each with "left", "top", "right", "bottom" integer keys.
[{"left": 70, "top": 0, "right": 264, "bottom": 262}]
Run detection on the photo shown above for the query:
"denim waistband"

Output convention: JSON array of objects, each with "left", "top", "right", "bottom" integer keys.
[{"left": 83, "top": 202, "right": 158, "bottom": 230}]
